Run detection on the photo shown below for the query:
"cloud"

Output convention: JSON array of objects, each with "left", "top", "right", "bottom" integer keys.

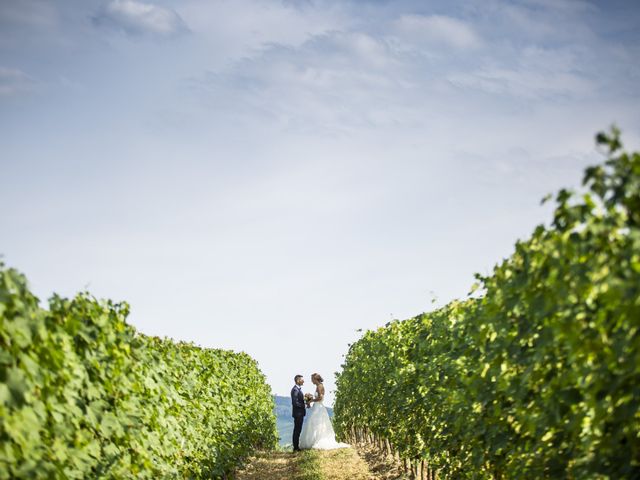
[
  {"left": 93, "top": 0, "right": 189, "bottom": 37},
  {"left": 393, "top": 14, "right": 482, "bottom": 50},
  {"left": 0, "top": 67, "right": 37, "bottom": 96},
  {"left": 447, "top": 46, "right": 595, "bottom": 100},
  {"left": 185, "top": 31, "right": 412, "bottom": 134},
  {"left": 449, "top": 67, "right": 593, "bottom": 100},
  {"left": 175, "top": 0, "right": 352, "bottom": 71}
]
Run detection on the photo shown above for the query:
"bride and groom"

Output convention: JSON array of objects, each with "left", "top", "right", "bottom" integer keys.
[{"left": 291, "top": 373, "right": 349, "bottom": 451}]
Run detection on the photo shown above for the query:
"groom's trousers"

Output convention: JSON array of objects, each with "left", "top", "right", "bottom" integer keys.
[{"left": 292, "top": 414, "right": 304, "bottom": 450}]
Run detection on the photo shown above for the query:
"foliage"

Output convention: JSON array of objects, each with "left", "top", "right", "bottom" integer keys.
[
  {"left": 0, "top": 269, "right": 277, "bottom": 479},
  {"left": 334, "top": 128, "right": 640, "bottom": 479}
]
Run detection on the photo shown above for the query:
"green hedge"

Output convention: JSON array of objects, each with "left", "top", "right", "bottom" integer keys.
[
  {"left": 0, "top": 268, "right": 277, "bottom": 479},
  {"left": 334, "top": 128, "right": 640, "bottom": 479}
]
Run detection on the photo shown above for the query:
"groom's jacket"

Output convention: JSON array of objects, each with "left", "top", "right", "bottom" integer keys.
[{"left": 291, "top": 385, "right": 306, "bottom": 418}]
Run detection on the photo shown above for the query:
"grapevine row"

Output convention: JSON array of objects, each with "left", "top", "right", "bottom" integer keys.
[
  {"left": 334, "top": 128, "right": 640, "bottom": 479},
  {"left": 0, "top": 268, "right": 277, "bottom": 479}
]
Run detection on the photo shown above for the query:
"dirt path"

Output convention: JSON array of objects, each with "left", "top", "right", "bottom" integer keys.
[
  {"left": 235, "top": 451, "right": 306, "bottom": 480},
  {"left": 235, "top": 446, "right": 406, "bottom": 480},
  {"left": 315, "top": 448, "right": 371, "bottom": 479},
  {"left": 350, "top": 443, "right": 406, "bottom": 480}
]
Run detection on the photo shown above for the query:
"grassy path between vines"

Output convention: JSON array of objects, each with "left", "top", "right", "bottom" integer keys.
[{"left": 236, "top": 446, "right": 404, "bottom": 480}]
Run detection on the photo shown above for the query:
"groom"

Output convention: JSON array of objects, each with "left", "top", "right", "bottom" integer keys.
[{"left": 291, "top": 374, "right": 306, "bottom": 452}]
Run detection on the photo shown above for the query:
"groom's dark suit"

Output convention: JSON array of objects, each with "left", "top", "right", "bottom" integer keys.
[{"left": 291, "top": 384, "right": 306, "bottom": 451}]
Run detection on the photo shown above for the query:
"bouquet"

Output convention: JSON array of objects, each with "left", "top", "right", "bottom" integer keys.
[{"left": 304, "top": 393, "right": 314, "bottom": 407}]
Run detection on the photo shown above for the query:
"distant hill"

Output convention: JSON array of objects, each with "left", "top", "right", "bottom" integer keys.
[{"left": 273, "top": 395, "right": 333, "bottom": 446}]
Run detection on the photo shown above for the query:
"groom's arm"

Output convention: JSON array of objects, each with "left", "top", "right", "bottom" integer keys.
[{"left": 291, "top": 388, "right": 305, "bottom": 409}]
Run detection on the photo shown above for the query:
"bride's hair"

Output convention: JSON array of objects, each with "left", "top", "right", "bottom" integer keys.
[{"left": 312, "top": 373, "right": 324, "bottom": 383}]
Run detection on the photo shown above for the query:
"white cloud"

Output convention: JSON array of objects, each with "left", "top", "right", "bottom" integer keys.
[
  {"left": 393, "top": 14, "right": 482, "bottom": 50},
  {"left": 448, "top": 46, "right": 595, "bottom": 100},
  {"left": 185, "top": 30, "right": 411, "bottom": 134},
  {"left": 94, "top": 0, "right": 188, "bottom": 37},
  {"left": 449, "top": 67, "right": 593, "bottom": 100},
  {"left": 177, "top": 0, "right": 351, "bottom": 65},
  {"left": 0, "top": 67, "right": 36, "bottom": 96}
]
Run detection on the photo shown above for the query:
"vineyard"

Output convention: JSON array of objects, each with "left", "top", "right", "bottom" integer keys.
[
  {"left": 0, "top": 267, "right": 277, "bottom": 478},
  {"left": 334, "top": 128, "right": 640, "bottom": 479}
]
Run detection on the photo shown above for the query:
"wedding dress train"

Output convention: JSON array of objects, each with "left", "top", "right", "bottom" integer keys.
[{"left": 299, "top": 400, "right": 349, "bottom": 450}]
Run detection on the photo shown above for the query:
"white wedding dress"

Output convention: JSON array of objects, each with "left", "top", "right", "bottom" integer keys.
[{"left": 299, "top": 392, "right": 349, "bottom": 450}]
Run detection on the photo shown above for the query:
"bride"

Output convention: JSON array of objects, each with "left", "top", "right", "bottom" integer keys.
[{"left": 299, "top": 373, "right": 349, "bottom": 450}]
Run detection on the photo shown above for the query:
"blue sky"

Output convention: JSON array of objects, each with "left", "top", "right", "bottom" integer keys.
[{"left": 2, "top": 0, "right": 639, "bottom": 403}]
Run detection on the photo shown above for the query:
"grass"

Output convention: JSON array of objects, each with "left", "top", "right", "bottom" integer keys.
[{"left": 296, "top": 450, "right": 323, "bottom": 480}]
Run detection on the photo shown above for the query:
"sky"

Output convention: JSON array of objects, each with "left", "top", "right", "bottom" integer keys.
[{"left": 1, "top": 0, "right": 639, "bottom": 405}]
